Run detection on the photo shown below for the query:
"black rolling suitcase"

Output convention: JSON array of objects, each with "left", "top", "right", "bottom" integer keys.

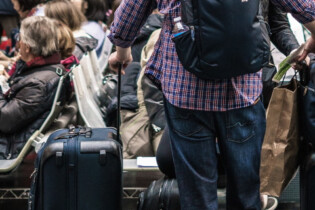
[
  {"left": 299, "top": 63, "right": 315, "bottom": 210},
  {"left": 29, "top": 64, "right": 124, "bottom": 210},
  {"left": 138, "top": 177, "right": 180, "bottom": 210},
  {"left": 28, "top": 126, "right": 122, "bottom": 210}
]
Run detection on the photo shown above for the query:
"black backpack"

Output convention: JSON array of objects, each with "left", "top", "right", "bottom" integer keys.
[{"left": 173, "top": 0, "right": 270, "bottom": 79}]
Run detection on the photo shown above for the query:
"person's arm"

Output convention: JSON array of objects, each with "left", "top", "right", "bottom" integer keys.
[
  {"left": 270, "top": 0, "right": 315, "bottom": 24},
  {"left": 108, "top": 0, "right": 157, "bottom": 72},
  {"left": 299, "top": 21, "right": 315, "bottom": 61},
  {"left": 108, "top": 46, "right": 132, "bottom": 74},
  {"left": 268, "top": 3, "right": 300, "bottom": 56},
  {"left": 270, "top": 0, "right": 315, "bottom": 60}
]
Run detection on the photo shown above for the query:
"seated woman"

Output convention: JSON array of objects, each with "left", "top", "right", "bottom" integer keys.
[
  {"left": 45, "top": 0, "right": 97, "bottom": 60},
  {"left": 53, "top": 20, "right": 79, "bottom": 71},
  {"left": 0, "top": 16, "right": 65, "bottom": 159},
  {"left": 71, "top": 0, "right": 108, "bottom": 57},
  {"left": 5, "top": 21, "right": 77, "bottom": 78}
]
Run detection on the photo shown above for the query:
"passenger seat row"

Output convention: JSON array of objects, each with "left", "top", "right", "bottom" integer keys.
[{"left": 0, "top": 36, "right": 114, "bottom": 173}]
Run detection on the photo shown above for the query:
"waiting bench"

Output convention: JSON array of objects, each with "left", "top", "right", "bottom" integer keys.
[{"left": 0, "top": 72, "right": 68, "bottom": 173}]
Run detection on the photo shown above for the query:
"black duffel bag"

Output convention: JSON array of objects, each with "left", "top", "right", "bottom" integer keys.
[{"left": 138, "top": 177, "right": 180, "bottom": 210}]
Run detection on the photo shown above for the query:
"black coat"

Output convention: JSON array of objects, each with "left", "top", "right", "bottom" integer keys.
[
  {"left": 131, "top": 14, "right": 163, "bottom": 62},
  {"left": 261, "top": 0, "right": 300, "bottom": 107},
  {"left": 264, "top": 0, "right": 300, "bottom": 56},
  {"left": 0, "top": 60, "right": 64, "bottom": 159}
]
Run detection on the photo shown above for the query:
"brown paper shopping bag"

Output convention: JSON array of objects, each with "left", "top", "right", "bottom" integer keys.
[{"left": 260, "top": 79, "right": 300, "bottom": 197}]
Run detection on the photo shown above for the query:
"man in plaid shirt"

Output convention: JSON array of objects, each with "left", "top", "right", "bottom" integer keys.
[{"left": 108, "top": 0, "right": 315, "bottom": 209}]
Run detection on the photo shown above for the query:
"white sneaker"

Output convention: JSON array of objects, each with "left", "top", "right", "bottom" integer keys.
[
  {"left": 261, "top": 194, "right": 268, "bottom": 209},
  {"left": 265, "top": 197, "right": 278, "bottom": 210},
  {"left": 261, "top": 195, "right": 278, "bottom": 210}
]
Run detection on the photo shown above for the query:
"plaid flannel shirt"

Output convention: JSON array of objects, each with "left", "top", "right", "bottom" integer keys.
[
  {"left": 271, "top": 0, "right": 315, "bottom": 24},
  {"left": 109, "top": 0, "right": 315, "bottom": 111}
]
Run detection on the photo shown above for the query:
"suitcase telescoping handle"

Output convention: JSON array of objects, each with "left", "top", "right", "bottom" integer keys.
[{"left": 117, "top": 63, "right": 122, "bottom": 144}]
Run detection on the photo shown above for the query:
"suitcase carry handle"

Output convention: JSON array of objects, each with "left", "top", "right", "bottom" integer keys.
[{"left": 54, "top": 126, "right": 92, "bottom": 140}]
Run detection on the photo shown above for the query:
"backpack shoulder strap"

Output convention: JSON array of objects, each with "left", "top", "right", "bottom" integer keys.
[{"left": 37, "top": 64, "right": 65, "bottom": 77}]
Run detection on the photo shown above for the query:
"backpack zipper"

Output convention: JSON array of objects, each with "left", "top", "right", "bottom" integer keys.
[{"left": 190, "top": 26, "right": 195, "bottom": 41}]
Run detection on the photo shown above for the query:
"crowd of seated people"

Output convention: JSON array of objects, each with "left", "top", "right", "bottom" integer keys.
[
  {"left": 0, "top": 0, "right": 113, "bottom": 63},
  {"left": 0, "top": 0, "right": 115, "bottom": 160}
]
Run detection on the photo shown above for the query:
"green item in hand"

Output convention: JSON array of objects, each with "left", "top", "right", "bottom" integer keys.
[
  {"left": 272, "top": 44, "right": 305, "bottom": 83},
  {"left": 272, "top": 56, "right": 291, "bottom": 83}
]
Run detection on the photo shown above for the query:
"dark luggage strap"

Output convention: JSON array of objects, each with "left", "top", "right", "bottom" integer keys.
[
  {"left": 28, "top": 64, "right": 67, "bottom": 77},
  {"left": 299, "top": 61, "right": 310, "bottom": 86}
]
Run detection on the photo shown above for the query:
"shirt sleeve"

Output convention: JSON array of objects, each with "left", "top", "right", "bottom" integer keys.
[
  {"left": 108, "top": 0, "right": 157, "bottom": 48},
  {"left": 270, "top": 0, "right": 315, "bottom": 24}
]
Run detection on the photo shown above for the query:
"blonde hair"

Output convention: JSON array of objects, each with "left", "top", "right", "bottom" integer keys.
[
  {"left": 45, "top": 0, "right": 86, "bottom": 31},
  {"left": 54, "top": 21, "right": 76, "bottom": 59},
  {"left": 20, "top": 16, "right": 59, "bottom": 57}
]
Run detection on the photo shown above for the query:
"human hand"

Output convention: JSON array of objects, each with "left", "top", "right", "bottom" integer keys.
[
  {"left": 0, "top": 64, "right": 9, "bottom": 79},
  {"left": 298, "top": 36, "right": 315, "bottom": 62},
  {"left": 0, "top": 64, "right": 4, "bottom": 75},
  {"left": 0, "top": 51, "right": 10, "bottom": 61},
  {"left": 108, "top": 46, "right": 133, "bottom": 74},
  {"left": 0, "top": 60, "right": 9, "bottom": 70},
  {"left": 288, "top": 45, "right": 310, "bottom": 70},
  {"left": 11, "top": 54, "right": 21, "bottom": 62},
  {"left": 292, "top": 56, "right": 310, "bottom": 70}
]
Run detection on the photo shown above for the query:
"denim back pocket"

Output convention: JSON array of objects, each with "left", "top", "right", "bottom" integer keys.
[
  {"left": 167, "top": 104, "right": 209, "bottom": 140},
  {"left": 225, "top": 105, "right": 256, "bottom": 143}
]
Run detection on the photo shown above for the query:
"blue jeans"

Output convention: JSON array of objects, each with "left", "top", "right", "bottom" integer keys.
[{"left": 164, "top": 99, "right": 266, "bottom": 210}]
